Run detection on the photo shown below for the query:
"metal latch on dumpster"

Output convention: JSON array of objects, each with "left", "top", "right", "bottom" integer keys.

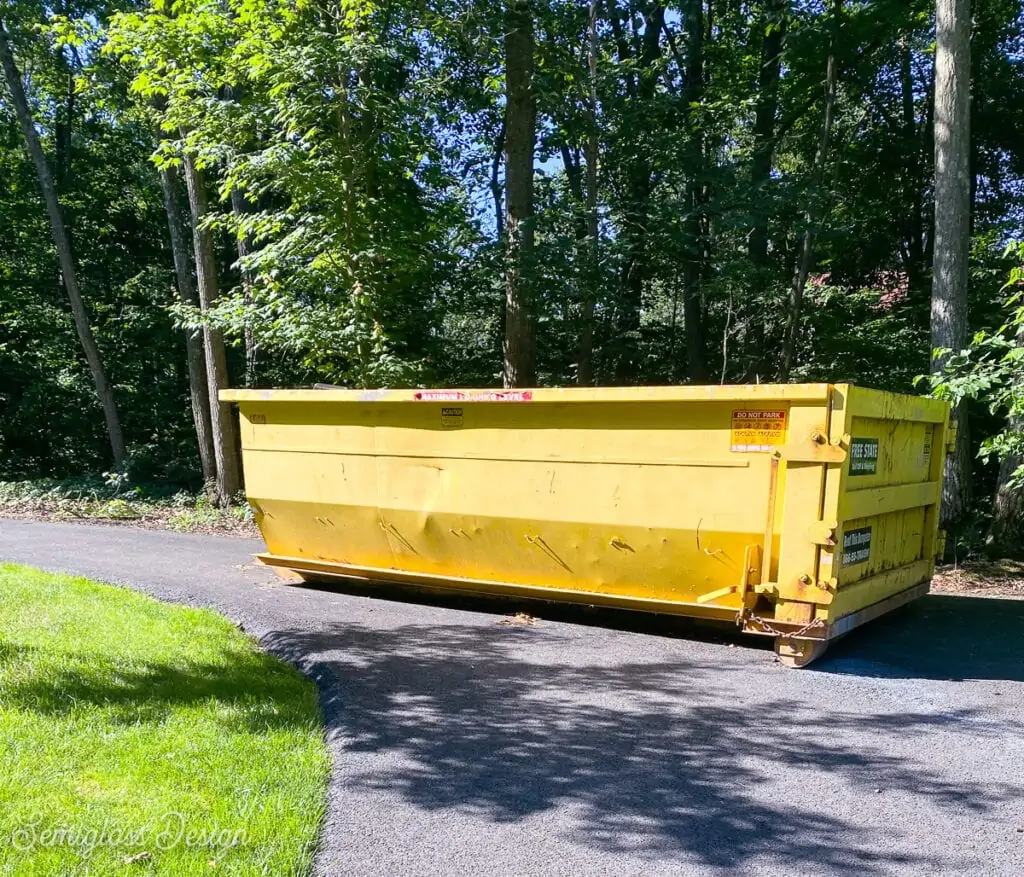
[
  {"left": 771, "top": 431, "right": 849, "bottom": 464},
  {"left": 696, "top": 544, "right": 762, "bottom": 609},
  {"left": 806, "top": 519, "right": 838, "bottom": 546}
]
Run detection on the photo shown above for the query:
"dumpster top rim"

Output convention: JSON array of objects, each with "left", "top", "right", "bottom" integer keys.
[{"left": 220, "top": 383, "right": 843, "bottom": 404}]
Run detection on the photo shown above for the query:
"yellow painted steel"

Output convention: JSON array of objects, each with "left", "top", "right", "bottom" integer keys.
[{"left": 221, "top": 383, "right": 949, "bottom": 665}]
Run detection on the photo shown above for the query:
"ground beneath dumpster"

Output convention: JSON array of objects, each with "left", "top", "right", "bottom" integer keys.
[{"left": 1, "top": 518, "right": 1022, "bottom": 877}]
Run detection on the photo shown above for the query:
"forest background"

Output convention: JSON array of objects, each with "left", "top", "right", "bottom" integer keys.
[{"left": 1, "top": 0, "right": 1021, "bottom": 555}]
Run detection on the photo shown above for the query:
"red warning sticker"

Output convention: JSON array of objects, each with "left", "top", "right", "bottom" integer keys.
[{"left": 414, "top": 390, "right": 533, "bottom": 402}]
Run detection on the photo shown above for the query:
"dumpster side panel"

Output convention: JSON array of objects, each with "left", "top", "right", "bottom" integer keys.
[
  {"left": 232, "top": 393, "right": 832, "bottom": 613},
  {"left": 825, "top": 385, "right": 949, "bottom": 622}
]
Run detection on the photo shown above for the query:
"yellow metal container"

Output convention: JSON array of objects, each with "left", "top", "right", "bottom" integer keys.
[{"left": 221, "top": 384, "right": 949, "bottom": 665}]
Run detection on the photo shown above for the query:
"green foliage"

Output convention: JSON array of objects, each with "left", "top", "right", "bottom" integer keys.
[
  {"left": 108, "top": 0, "right": 473, "bottom": 386},
  {"left": 0, "top": 477, "right": 254, "bottom": 531},
  {"left": 923, "top": 243, "right": 1024, "bottom": 489},
  {"left": 1, "top": 0, "right": 197, "bottom": 481},
  {"left": 2, "top": 0, "right": 1024, "bottom": 530}
]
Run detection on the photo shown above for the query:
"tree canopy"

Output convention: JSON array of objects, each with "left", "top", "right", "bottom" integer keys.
[{"left": 1, "top": 0, "right": 1022, "bottom": 550}]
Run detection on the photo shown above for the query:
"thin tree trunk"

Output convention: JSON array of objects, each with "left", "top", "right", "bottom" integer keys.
[
  {"left": 987, "top": 412, "right": 1023, "bottom": 555},
  {"left": 222, "top": 83, "right": 259, "bottom": 387},
  {"left": 577, "top": 0, "right": 600, "bottom": 386},
  {"left": 180, "top": 145, "right": 242, "bottom": 506},
  {"left": 748, "top": 1, "right": 785, "bottom": 235},
  {"left": 617, "top": 177, "right": 650, "bottom": 383},
  {"left": 54, "top": 55, "right": 74, "bottom": 190},
  {"left": 931, "top": 0, "right": 972, "bottom": 526},
  {"left": 229, "top": 187, "right": 257, "bottom": 387},
  {"left": 491, "top": 120, "right": 506, "bottom": 243},
  {"left": 559, "top": 142, "right": 592, "bottom": 378},
  {"left": 901, "top": 40, "right": 925, "bottom": 286},
  {"left": 682, "top": 0, "right": 707, "bottom": 382},
  {"left": 614, "top": 3, "right": 665, "bottom": 383},
  {"left": 923, "top": 68, "right": 937, "bottom": 269},
  {"left": 0, "top": 17, "right": 126, "bottom": 467},
  {"left": 503, "top": 0, "right": 537, "bottom": 388},
  {"left": 779, "top": 0, "right": 840, "bottom": 381},
  {"left": 160, "top": 163, "right": 216, "bottom": 487},
  {"left": 745, "top": 0, "right": 787, "bottom": 374}
]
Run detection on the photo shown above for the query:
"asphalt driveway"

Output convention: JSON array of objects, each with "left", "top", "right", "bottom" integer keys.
[{"left": 1, "top": 519, "right": 1022, "bottom": 876}]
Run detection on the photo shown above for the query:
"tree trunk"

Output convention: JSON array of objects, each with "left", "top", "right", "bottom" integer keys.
[
  {"left": 229, "top": 187, "right": 257, "bottom": 387},
  {"left": 180, "top": 145, "right": 242, "bottom": 506},
  {"left": 745, "top": 0, "right": 787, "bottom": 374},
  {"left": 901, "top": 39, "right": 925, "bottom": 286},
  {"left": 923, "top": 69, "right": 936, "bottom": 270},
  {"left": 503, "top": 0, "right": 537, "bottom": 388},
  {"left": 987, "top": 414, "right": 1023, "bottom": 555},
  {"left": 931, "top": 0, "right": 972, "bottom": 526},
  {"left": 159, "top": 163, "right": 217, "bottom": 486},
  {"left": 222, "top": 84, "right": 258, "bottom": 387},
  {"left": 560, "top": 143, "right": 592, "bottom": 377},
  {"left": 576, "top": 0, "right": 600, "bottom": 387},
  {"left": 748, "top": 0, "right": 785, "bottom": 246},
  {"left": 613, "top": 3, "right": 665, "bottom": 383},
  {"left": 490, "top": 120, "right": 506, "bottom": 243},
  {"left": 1, "top": 17, "right": 126, "bottom": 468},
  {"left": 779, "top": 0, "right": 840, "bottom": 381},
  {"left": 617, "top": 177, "right": 650, "bottom": 383},
  {"left": 54, "top": 55, "right": 74, "bottom": 191},
  {"left": 682, "top": 0, "right": 707, "bottom": 383}
]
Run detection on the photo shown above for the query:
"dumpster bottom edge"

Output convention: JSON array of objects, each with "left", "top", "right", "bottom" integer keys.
[
  {"left": 255, "top": 552, "right": 931, "bottom": 647},
  {"left": 255, "top": 552, "right": 742, "bottom": 623},
  {"left": 823, "top": 580, "right": 931, "bottom": 641}
]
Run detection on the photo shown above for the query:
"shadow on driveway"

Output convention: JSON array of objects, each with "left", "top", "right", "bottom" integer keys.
[
  {"left": 813, "top": 594, "right": 1024, "bottom": 682},
  {"left": 287, "top": 576, "right": 1024, "bottom": 683},
  {"left": 264, "top": 618, "right": 1013, "bottom": 875}
]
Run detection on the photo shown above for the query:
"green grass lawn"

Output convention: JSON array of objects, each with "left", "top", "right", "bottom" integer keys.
[{"left": 0, "top": 563, "right": 330, "bottom": 876}]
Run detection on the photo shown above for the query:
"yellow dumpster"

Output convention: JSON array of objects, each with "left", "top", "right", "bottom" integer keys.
[{"left": 221, "top": 384, "right": 950, "bottom": 666}]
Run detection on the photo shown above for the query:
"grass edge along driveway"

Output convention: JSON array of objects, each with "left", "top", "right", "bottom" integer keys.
[{"left": 0, "top": 562, "right": 330, "bottom": 876}]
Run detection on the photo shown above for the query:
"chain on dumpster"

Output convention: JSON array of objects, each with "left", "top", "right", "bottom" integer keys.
[{"left": 742, "top": 613, "right": 828, "bottom": 643}]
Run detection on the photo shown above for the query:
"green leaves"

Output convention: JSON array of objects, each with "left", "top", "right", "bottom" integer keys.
[
  {"left": 3, "top": 0, "right": 1024, "bottom": 521},
  {"left": 922, "top": 244, "right": 1024, "bottom": 494},
  {"left": 107, "top": 0, "right": 470, "bottom": 386}
]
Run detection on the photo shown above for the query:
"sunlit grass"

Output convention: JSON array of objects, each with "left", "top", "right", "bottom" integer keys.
[{"left": 0, "top": 563, "right": 329, "bottom": 876}]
